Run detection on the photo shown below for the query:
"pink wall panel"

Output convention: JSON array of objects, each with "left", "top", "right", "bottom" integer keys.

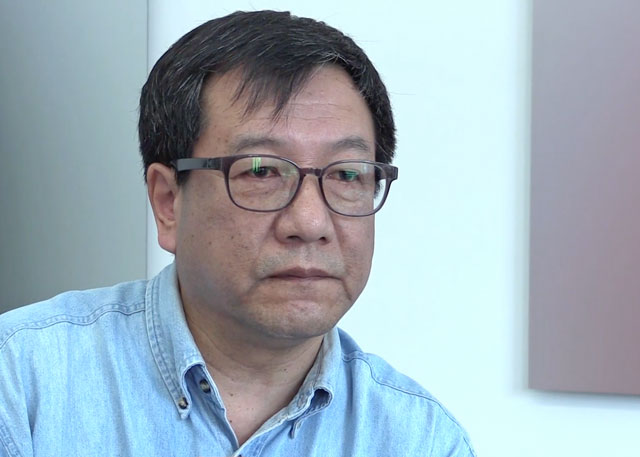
[{"left": 529, "top": 0, "right": 640, "bottom": 394}]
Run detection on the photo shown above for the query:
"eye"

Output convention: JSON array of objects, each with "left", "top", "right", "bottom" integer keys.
[
  {"left": 336, "top": 169, "right": 360, "bottom": 182},
  {"left": 247, "top": 166, "right": 278, "bottom": 178},
  {"left": 241, "top": 157, "right": 280, "bottom": 179}
]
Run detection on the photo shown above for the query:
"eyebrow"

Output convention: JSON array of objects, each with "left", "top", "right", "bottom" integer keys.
[
  {"left": 228, "top": 134, "right": 373, "bottom": 155},
  {"left": 228, "top": 135, "right": 284, "bottom": 154},
  {"left": 330, "top": 136, "right": 372, "bottom": 154}
]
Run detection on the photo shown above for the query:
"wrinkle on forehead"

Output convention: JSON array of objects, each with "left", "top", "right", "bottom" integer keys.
[
  {"left": 226, "top": 134, "right": 373, "bottom": 156},
  {"left": 196, "top": 65, "right": 376, "bottom": 162}
]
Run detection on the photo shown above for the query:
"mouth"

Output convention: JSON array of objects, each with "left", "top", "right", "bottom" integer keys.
[{"left": 268, "top": 267, "right": 336, "bottom": 281}]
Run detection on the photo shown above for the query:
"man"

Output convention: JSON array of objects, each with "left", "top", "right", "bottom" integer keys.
[{"left": 0, "top": 10, "right": 475, "bottom": 457}]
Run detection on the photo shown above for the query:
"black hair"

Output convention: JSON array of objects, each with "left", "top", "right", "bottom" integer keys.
[{"left": 138, "top": 10, "right": 396, "bottom": 183}]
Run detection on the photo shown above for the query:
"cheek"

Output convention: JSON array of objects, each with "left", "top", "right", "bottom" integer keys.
[
  {"left": 177, "top": 182, "right": 249, "bottom": 271},
  {"left": 178, "top": 186, "right": 277, "bottom": 286},
  {"left": 342, "top": 219, "right": 375, "bottom": 285},
  {"left": 177, "top": 212, "right": 264, "bottom": 307},
  {"left": 183, "top": 212, "right": 254, "bottom": 268}
]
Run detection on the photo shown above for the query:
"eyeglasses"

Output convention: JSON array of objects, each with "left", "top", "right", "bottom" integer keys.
[{"left": 172, "top": 154, "right": 398, "bottom": 217}]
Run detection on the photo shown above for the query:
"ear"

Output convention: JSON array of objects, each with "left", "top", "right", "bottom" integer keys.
[{"left": 147, "top": 163, "right": 180, "bottom": 254}]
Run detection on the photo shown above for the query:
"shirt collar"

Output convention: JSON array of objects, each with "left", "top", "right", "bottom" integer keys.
[
  {"left": 145, "top": 262, "right": 343, "bottom": 420},
  {"left": 145, "top": 262, "right": 205, "bottom": 418},
  {"left": 277, "top": 327, "right": 341, "bottom": 425}
]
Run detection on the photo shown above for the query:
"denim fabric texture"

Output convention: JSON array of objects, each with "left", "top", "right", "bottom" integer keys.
[{"left": 0, "top": 263, "right": 475, "bottom": 457}]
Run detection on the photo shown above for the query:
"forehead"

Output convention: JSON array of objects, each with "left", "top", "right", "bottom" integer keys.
[{"left": 196, "top": 66, "right": 375, "bottom": 158}]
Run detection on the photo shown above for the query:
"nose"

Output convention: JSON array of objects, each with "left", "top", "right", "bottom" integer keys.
[{"left": 273, "top": 174, "right": 335, "bottom": 244}]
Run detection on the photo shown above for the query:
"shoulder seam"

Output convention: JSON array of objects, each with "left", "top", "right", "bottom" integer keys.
[
  {"left": 0, "top": 301, "right": 145, "bottom": 351},
  {"left": 342, "top": 352, "right": 432, "bottom": 398},
  {"left": 342, "top": 352, "right": 471, "bottom": 437}
]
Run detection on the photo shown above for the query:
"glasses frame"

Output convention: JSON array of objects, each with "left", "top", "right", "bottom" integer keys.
[{"left": 172, "top": 154, "right": 398, "bottom": 217}]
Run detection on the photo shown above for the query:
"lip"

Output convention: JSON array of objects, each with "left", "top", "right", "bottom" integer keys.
[{"left": 268, "top": 267, "right": 335, "bottom": 280}]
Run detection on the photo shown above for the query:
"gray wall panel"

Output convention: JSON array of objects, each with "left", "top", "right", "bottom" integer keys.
[{"left": 0, "top": 1, "right": 148, "bottom": 312}]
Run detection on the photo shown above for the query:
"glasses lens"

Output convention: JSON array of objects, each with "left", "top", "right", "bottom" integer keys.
[
  {"left": 227, "top": 156, "right": 299, "bottom": 211},
  {"left": 322, "top": 161, "right": 388, "bottom": 216}
]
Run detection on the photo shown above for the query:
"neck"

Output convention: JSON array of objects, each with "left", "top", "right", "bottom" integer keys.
[{"left": 183, "top": 302, "right": 324, "bottom": 445}]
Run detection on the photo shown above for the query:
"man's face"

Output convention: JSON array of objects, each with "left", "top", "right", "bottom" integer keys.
[{"left": 173, "top": 66, "right": 376, "bottom": 343}]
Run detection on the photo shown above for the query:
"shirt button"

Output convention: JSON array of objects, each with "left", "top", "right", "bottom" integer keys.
[
  {"left": 199, "top": 379, "right": 211, "bottom": 393},
  {"left": 177, "top": 397, "right": 188, "bottom": 409}
]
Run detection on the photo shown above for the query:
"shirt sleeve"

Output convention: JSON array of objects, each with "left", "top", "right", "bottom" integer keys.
[{"left": 0, "top": 337, "right": 34, "bottom": 457}]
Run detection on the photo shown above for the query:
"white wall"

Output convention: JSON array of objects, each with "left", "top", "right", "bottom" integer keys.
[{"left": 147, "top": 2, "right": 640, "bottom": 456}]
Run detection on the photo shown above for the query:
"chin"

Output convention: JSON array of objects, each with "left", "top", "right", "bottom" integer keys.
[{"left": 246, "top": 299, "right": 350, "bottom": 342}]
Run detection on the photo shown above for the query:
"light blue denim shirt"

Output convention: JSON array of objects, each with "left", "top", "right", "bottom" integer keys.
[{"left": 0, "top": 263, "right": 475, "bottom": 457}]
